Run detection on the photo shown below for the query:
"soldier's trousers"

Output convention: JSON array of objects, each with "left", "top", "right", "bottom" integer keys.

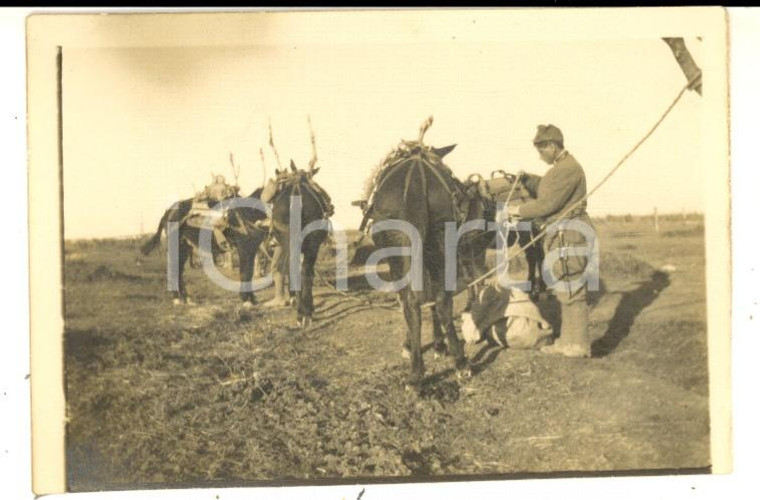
[
  {"left": 270, "top": 242, "right": 289, "bottom": 275},
  {"left": 542, "top": 215, "right": 596, "bottom": 350}
]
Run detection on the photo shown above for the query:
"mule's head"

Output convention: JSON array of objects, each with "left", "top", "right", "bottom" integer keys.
[
  {"left": 291, "top": 159, "right": 321, "bottom": 179},
  {"left": 430, "top": 144, "right": 457, "bottom": 160},
  {"left": 261, "top": 162, "right": 298, "bottom": 203},
  {"left": 463, "top": 173, "right": 496, "bottom": 222},
  {"left": 262, "top": 160, "right": 321, "bottom": 204},
  {"left": 396, "top": 141, "right": 457, "bottom": 162}
]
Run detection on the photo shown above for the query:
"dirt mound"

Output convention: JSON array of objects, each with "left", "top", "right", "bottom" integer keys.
[
  {"left": 599, "top": 253, "right": 657, "bottom": 280},
  {"left": 661, "top": 225, "right": 704, "bottom": 238},
  {"left": 87, "top": 265, "right": 147, "bottom": 283}
]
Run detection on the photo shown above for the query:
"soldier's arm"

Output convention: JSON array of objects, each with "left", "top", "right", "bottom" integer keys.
[
  {"left": 521, "top": 173, "right": 542, "bottom": 198},
  {"left": 518, "top": 166, "right": 581, "bottom": 220}
]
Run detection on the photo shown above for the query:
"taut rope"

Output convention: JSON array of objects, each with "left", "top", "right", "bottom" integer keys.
[{"left": 428, "top": 79, "right": 699, "bottom": 307}]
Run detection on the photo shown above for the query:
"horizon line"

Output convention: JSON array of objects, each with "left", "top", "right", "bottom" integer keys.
[{"left": 63, "top": 211, "right": 705, "bottom": 243}]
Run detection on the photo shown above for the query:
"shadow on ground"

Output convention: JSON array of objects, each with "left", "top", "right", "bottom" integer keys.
[{"left": 592, "top": 271, "right": 671, "bottom": 357}]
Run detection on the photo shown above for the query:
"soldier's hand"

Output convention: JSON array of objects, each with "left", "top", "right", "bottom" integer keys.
[
  {"left": 506, "top": 204, "right": 521, "bottom": 219},
  {"left": 516, "top": 169, "right": 527, "bottom": 181}
]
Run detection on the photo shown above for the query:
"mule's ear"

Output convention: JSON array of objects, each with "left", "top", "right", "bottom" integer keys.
[
  {"left": 310, "top": 167, "right": 320, "bottom": 177},
  {"left": 290, "top": 159, "right": 298, "bottom": 172},
  {"left": 432, "top": 144, "right": 457, "bottom": 158}
]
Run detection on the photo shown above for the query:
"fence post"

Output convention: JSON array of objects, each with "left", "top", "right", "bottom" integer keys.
[{"left": 654, "top": 207, "right": 660, "bottom": 233}]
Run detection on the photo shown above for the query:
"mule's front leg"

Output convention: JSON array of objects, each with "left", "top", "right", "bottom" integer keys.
[
  {"left": 171, "top": 241, "right": 192, "bottom": 305},
  {"left": 296, "top": 243, "right": 320, "bottom": 328},
  {"left": 462, "top": 253, "right": 487, "bottom": 312},
  {"left": 237, "top": 239, "right": 257, "bottom": 307},
  {"left": 526, "top": 244, "right": 546, "bottom": 302}
]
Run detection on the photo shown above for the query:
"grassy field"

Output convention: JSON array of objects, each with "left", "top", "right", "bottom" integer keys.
[{"left": 63, "top": 216, "right": 710, "bottom": 490}]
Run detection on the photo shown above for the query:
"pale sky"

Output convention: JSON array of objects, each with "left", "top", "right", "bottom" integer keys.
[{"left": 62, "top": 27, "right": 705, "bottom": 238}]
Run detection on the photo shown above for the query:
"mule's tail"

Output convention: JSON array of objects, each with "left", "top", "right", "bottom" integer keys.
[{"left": 140, "top": 210, "right": 169, "bottom": 256}]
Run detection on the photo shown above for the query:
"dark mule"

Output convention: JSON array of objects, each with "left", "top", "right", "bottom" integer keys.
[
  {"left": 365, "top": 140, "right": 481, "bottom": 389},
  {"left": 261, "top": 161, "right": 332, "bottom": 327},
  {"left": 461, "top": 173, "right": 546, "bottom": 302},
  {"left": 140, "top": 188, "right": 269, "bottom": 305}
]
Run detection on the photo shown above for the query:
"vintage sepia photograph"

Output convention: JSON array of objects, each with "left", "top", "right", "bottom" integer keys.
[{"left": 26, "top": 8, "right": 731, "bottom": 496}]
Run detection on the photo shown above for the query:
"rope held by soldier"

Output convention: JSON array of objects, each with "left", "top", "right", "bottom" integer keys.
[{"left": 448, "top": 78, "right": 698, "bottom": 303}]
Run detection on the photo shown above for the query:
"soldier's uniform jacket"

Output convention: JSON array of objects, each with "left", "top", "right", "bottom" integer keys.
[
  {"left": 518, "top": 150, "right": 587, "bottom": 223},
  {"left": 518, "top": 150, "right": 594, "bottom": 300}
]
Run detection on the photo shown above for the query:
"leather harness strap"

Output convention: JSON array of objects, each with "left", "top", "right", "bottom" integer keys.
[
  {"left": 270, "top": 175, "right": 331, "bottom": 221},
  {"left": 362, "top": 152, "right": 468, "bottom": 230}
]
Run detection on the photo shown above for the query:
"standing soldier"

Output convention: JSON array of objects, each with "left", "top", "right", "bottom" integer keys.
[
  {"left": 196, "top": 174, "right": 239, "bottom": 203},
  {"left": 262, "top": 239, "right": 290, "bottom": 308},
  {"left": 507, "top": 124, "right": 596, "bottom": 358}
]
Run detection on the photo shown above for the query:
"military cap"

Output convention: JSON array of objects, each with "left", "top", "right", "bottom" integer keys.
[{"left": 533, "top": 124, "right": 564, "bottom": 145}]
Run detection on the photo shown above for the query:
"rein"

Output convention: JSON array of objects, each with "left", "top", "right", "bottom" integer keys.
[{"left": 497, "top": 176, "right": 523, "bottom": 249}]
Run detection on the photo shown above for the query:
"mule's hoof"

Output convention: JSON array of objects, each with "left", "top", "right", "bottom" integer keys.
[
  {"left": 433, "top": 344, "right": 448, "bottom": 360},
  {"left": 401, "top": 347, "right": 411, "bottom": 359},
  {"left": 404, "top": 382, "right": 421, "bottom": 394},
  {"left": 242, "top": 301, "right": 255, "bottom": 309},
  {"left": 404, "top": 376, "right": 423, "bottom": 393},
  {"left": 457, "top": 366, "right": 473, "bottom": 380},
  {"left": 298, "top": 316, "right": 312, "bottom": 329}
]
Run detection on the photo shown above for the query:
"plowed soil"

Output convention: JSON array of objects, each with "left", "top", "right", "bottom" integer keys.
[{"left": 63, "top": 218, "right": 710, "bottom": 491}]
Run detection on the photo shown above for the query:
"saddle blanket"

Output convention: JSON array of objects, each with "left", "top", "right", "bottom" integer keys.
[
  {"left": 183, "top": 203, "right": 226, "bottom": 229},
  {"left": 485, "top": 177, "right": 530, "bottom": 203}
]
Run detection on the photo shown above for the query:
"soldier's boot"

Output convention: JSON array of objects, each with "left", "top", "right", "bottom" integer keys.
[
  {"left": 541, "top": 300, "right": 591, "bottom": 358},
  {"left": 263, "top": 271, "right": 289, "bottom": 308}
]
